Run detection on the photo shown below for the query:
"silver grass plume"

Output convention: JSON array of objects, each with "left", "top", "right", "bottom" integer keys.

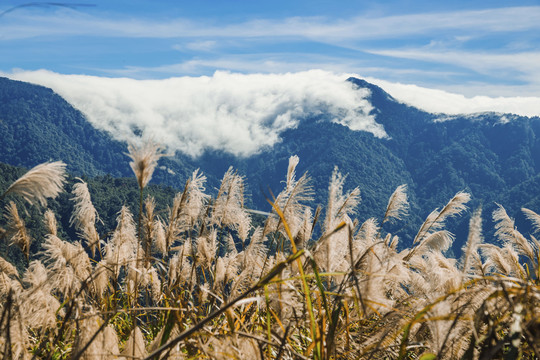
[
  {"left": 415, "top": 230, "right": 454, "bottom": 255},
  {"left": 142, "top": 196, "right": 157, "bottom": 263},
  {"left": 323, "top": 166, "right": 360, "bottom": 234},
  {"left": 522, "top": 208, "right": 540, "bottom": 254},
  {"left": 296, "top": 207, "right": 314, "bottom": 249},
  {"left": 522, "top": 207, "right": 540, "bottom": 234},
  {"left": 126, "top": 140, "right": 166, "bottom": 190},
  {"left": 286, "top": 155, "right": 300, "bottom": 191},
  {"left": 196, "top": 230, "right": 218, "bottom": 270},
  {"left": 99, "top": 325, "right": 121, "bottom": 359},
  {"left": 0, "top": 256, "right": 18, "bottom": 278},
  {"left": 165, "top": 191, "right": 186, "bottom": 252},
  {"left": 224, "top": 233, "right": 238, "bottom": 255},
  {"left": 20, "top": 261, "right": 61, "bottom": 331},
  {"left": 148, "top": 323, "right": 182, "bottom": 357},
  {"left": 387, "top": 234, "right": 400, "bottom": 250},
  {"left": 460, "top": 207, "right": 483, "bottom": 278},
  {"left": 127, "top": 265, "right": 162, "bottom": 302},
  {"left": 382, "top": 184, "right": 409, "bottom": 223},
  {"left": 413, "top": 191, "right": 470, "bottom": 245},
  {"left": 205, "top": 335, "right": 262, "bottom": 360},
  {"left": 242, "top": 226, "right": 266, "bottom": 266},
  {"left": 70, "top": 179, "right": 100, "bottom": 256},
  {"left": 1, "top": 161, "right": 66, "bottom": 206},
  {"left": 314, "top": 167, "right": 359, "bottom": 274},
  {"left": 480, "top": 243, "right": 525, "bottom": 277},
  {"left": 212, "top": 167, "right": 250, "bottom": 232},
  {"left": 91, "top": 260, "right": 111, "bottom": 297},
  {"left": 41, "top": 234, "right": 92, "bottom": 296},
  {"left": 0, "top": 272, "right": 21, "bottom": 298},
  {"left": 357, "top": 218, "right": 379, "bottom": 245},
  {"left": 0, "top": 303, "right": 29, "bottom": 360},
  {"left": 423, "top": 251, "right": 461, "bottom": 293},
  {"left": 163, "top": 172, "right": 207, "bottom": 252},
  {"left": 105, "top": 206, "right": 138, "bottom": 269},
  {"left": 43, "top": 209, "right": 57, "bottom": 236},
  {"left": 406, "top": 191, "right": 470, "bottom": 261},
  {"left": 214, "top": 255, "right": 239, "bottom": 293},
  {"left": 153, "top": 218, "right": 167, "bottom": 255},
  {"left": 22, "top": 260, "right": 48, "bottom": 289},
  {"left": 493, "top": 204, "right": 536, "bottom": 261},
  {"left": 122, "top": 326, "right": 147, "bottom": 358},
  {"left": 4, "top": 201, "right": 31, "bottom": 261},
  {"left": 73, "top": 310, "right": 121, "bottom": 360},
  {"left": 266, "top": 155, "right": 313, "bottom": 239},
  {"left": 185, "top": 168, "right": 210, "bottom": 221}
]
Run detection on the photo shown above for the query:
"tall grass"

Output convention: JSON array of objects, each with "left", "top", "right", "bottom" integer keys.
[{"left": 0, "top": 152, "right": 538, "bottom": 359}]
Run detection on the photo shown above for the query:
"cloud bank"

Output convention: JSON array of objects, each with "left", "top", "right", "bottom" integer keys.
[
  {"left": 6, "top": 69, "right": 540, "bottom": 160},
  {"left": 6, "top": 70, "right": 383, "bottom": 157},
  {"left": 366, "top": 78, "right": 540, "bottom": 117}
]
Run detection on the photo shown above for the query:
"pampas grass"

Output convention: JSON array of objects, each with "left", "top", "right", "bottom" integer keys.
[
  {"left": 4, "top": 201, "right": 31, "bottom": 261},
  {"left": 0, "top": 153, "right": 538, "bottom": 360},
  {"left": 70, "top": 179, "right": 101, "bottom": 256},
  {"left": 0, "top": 161, "right": 66, "bottom": 206},
  {"left": 126, "top": 141, "right": 166, "bottom": 191}
]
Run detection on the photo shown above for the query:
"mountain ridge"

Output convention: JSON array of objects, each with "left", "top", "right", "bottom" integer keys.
[{"left": 2, "top": 76, "right": 540, "bottom": 252}]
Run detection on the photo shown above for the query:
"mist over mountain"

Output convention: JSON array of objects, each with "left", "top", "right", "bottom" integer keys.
[{"left": 1, "top": 75, "right": 540, "bottom": 253}]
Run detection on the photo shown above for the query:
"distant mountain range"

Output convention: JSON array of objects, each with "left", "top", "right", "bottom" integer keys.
[{"left": 2, "top": 76, "right": 540, "bottom": 253}]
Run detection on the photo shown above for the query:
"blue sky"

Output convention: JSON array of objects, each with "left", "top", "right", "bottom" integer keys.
[{"left": 2, "top": 0, "right": 540, "bottom": 96}]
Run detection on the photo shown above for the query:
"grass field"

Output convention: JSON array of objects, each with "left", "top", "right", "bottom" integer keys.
[{"left": 0, "top": 142, "right": 539, "bottom": 359}]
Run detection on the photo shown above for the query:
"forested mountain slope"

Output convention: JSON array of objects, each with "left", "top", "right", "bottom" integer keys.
[{"left": 2, "top": 76, "right": 540, "bottom": 252}]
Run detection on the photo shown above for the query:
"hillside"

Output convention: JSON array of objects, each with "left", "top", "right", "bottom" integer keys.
[
  {"left": 0, "top": 77, "right": 204, "bottom": 185},
  {"left": 1, "top": 76, "right": 540, "bottom": 253}
]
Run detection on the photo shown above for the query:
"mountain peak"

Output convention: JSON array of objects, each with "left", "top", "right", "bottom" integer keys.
[{"left": 346, "top": 77, "right": 397, "bottom": 106}]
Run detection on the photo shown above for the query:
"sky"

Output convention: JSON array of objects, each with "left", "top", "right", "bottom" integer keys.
[{"left": 1, "top": 0, "right": 540, "bottom": 156}]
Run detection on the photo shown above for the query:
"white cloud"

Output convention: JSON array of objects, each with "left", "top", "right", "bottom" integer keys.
[
  {"left": 2, "top": 6, "right": 539, "bottom": 41},
  {"left": 99, "top": 55, "right": 363, "bottom": 78},
  {"left": 175, "top": 40, "right": 218, "bottom": 52},
  {"left": 366, "top": 77, "right": 540, "bottom": 117},
  {"left": 367, "top": 49, "right": 540, "bottom": 81},
  {"left": 5, "top": 69, "right": 384, "bottom": 157}
]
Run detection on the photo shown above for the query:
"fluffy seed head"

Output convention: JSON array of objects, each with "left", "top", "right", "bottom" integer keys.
[
  {"left": 43, "top": 209, "right": 57, "bottom": 236},
  {"left": 3, "top": 161, "right": 66, "bottom": 206},
  {"left": 126, "top": 140, "right": 167, "bottom": 189},
  {"left": 383, "top": 184, "right": 409, "bottom": 223},
  {"left": 4, "top": 201, "right": 31, "bottom": 260}
]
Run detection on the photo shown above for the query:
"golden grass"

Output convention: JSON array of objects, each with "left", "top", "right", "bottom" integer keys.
[{"left": 0, "top": 153, "right": 538, "bottom": 359}]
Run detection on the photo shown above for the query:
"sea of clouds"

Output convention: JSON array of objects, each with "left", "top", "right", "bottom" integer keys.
[
  {"left": 5, "top": 70, "right": 384, "bottom": 157},
  {"left": 5, "top": 69, "right": 540, "bottom": 158}
]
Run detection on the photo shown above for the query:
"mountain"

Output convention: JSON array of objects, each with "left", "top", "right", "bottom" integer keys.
[
  {"left": 0, "top": 77, "right": 206, "bottom": 185},
  {"left": 1, "top": 76, "right": 540, "bottom": 253}
]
